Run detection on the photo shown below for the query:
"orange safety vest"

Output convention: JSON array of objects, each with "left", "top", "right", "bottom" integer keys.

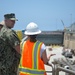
[{"left": 19, "top": 40, "right": 46, "bottom": 75}]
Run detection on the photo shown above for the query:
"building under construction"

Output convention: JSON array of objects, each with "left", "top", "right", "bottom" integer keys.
[
  {"left": 64, "top": 22, "right": 75, "bottom": 49},
  {"left": 37, "top": 31, "right": 64, "bottom": 46}
]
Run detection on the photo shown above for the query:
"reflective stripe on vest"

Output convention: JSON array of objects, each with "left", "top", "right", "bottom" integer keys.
[
  {"left": 32, "top": 41, "right": 42, "bottom": 69},
  {"left": 19, "top": 67, "right": 45, "bottom": 74},
  {"left": 19, "top": 41, "right": 45, "bottom": 74}
]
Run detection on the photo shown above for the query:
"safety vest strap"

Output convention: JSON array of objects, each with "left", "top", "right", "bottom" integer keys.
[
  {"left": 19, "top": 67, "right": 45, "bottom": 74},
  {"left": 33, "top": 41, "right": 42, "bottom": 69}
]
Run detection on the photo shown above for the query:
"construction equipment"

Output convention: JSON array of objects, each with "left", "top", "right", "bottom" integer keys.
[{"left": 61, "top": 20, "right": 66, "bottom": 30}]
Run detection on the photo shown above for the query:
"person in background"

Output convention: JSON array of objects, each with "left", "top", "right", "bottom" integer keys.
[
  {"left": 0, "top": 13, "right": 21, "bottom": 75},
  {"left": 0, "top": 20, "right": 5, "bottom": 30},
  {"left": 19, "top": 22, "right": 55, "bottom": 75}
]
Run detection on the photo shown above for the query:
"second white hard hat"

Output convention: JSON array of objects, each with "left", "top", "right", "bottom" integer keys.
[{"left": 24, "top": 22, "right": 41, "bottom": 35}]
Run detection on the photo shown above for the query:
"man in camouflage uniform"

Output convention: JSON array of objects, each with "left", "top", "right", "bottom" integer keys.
[{"left": 0, "top": 13, "right": 21, "bottom": 75}]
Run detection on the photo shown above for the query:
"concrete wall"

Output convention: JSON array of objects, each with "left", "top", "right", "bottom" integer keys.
[{"left": 64, "top": 31, "right": 75, "bottom": 49}]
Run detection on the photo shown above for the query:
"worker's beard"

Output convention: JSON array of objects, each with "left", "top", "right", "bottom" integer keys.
[{"left": 30, "top": 35, "right": 37, "bottom": 39}]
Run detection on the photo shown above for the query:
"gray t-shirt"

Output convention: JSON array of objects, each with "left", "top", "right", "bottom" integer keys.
[{"left": 40, "top": 43, "right": 46, "bottom": 57}]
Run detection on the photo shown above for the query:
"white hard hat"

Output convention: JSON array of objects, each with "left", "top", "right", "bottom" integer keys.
[
  {"left": 24, "top": 22, "right": 41, "bottom": 35},
  {"left": 0, "top": 20, "right": 5, "bottom": 26}
]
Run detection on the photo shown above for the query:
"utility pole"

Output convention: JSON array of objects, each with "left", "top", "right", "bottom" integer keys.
[
  {"left": 70, "top": 14, "right": 72, "bottom": 25},
  {"left": 70, "top": 14, "right": 73, "bottom": 31}
]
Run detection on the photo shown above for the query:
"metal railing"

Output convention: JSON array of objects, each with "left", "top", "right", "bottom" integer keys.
[
  {"left": 46, "top": 65, "right": 75, "bottom": 75},
  {"left": 46, "top": 66, "right": 56, "bottom": 75},
  {"left": 55, "top": 66, "right": 75, "bottom": 75}
]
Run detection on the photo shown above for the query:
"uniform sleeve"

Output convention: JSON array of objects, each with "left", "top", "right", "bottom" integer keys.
[
  {"left": 6, "top": 30, "right": 20, "bottom": 47},
  {"left": 40, "top": 43, "right": 46, "bottom": 58}
]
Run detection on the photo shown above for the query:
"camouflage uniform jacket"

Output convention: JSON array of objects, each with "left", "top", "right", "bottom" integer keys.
[{"left": 0, "top": 26, "right": 21, "bottom": 75}]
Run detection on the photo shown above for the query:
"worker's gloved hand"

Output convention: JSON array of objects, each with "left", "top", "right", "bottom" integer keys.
[{"left": 47, "top": 54, "right": 56, "bottom": 60}]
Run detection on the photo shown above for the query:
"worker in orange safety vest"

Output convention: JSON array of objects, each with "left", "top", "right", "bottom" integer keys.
[{"left": 19, "top": 22, "right": 55, "bottom": 75}]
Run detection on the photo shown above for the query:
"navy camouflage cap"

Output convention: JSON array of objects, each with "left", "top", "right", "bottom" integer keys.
[{"left": 4, "top": 13, "right": 18, "bottom": 21}]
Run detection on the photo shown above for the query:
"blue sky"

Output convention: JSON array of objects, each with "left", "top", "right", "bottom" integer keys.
[{"left": 0, "top": 0, "right": 75, "bottom": 31}]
